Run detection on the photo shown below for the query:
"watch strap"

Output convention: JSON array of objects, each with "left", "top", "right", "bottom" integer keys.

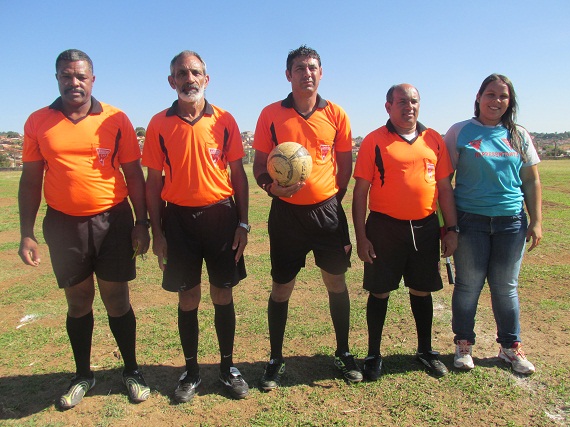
[{"left": 238, "top": 222, "right": 251, "bottom": 233}]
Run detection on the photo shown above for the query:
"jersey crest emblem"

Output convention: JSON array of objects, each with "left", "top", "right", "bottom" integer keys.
[
  {"left": 96, "top": 148, "right": 111, "bottom": 166},
  {"left": 319, "top": 144, "right": 331, "bottom": 161},
  {"left": 425, "top": 161, "right": 435, "bottom": 181},
  {"left": 209, "top": 148, "right": 222, "bottom": 164}
]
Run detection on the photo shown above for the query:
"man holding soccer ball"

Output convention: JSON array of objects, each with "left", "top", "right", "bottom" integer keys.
[{"left": 253, "top": 45, "right": 362, "bottom": 390}]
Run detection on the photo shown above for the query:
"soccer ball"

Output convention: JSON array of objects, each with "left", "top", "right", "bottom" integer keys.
[{"left": 267, "top": 142, "right": 313, "bottom": 186}]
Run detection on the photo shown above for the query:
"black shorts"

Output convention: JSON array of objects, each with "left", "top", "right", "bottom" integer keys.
[
  {"left": 43, "top": 199, "right": 136, "bottom": 288},
  {"left": 268, "top": 196, "right": 351, "bottom": 284},
  {"left": 161, "top": 198, "right": 246, "bottom": 292},
  {"left": 363, "top": 211, "right": 443, "bottom": 294}
]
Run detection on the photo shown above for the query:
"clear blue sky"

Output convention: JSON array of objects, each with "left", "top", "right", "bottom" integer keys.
[{"left": 1, "top": 0, "right": 568, "bottom": 137}]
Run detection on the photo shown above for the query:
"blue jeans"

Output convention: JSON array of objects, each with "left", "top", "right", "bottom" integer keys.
[{"left": 452, "top": 210, "right": 527, "bottom": 346}]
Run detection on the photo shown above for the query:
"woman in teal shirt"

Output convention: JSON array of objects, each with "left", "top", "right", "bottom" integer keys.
[{"left": 444, "top": 74, "right": 542, "bottom": 374}]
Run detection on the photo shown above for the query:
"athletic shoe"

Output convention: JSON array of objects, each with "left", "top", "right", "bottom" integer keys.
[
  {"left": 498, "top": 342, "right": 535, "bottom": 374},
  {"left": 123, "top": 370, "right": 151, "bottom": 403},
  {"left": 334, "top": 352, "right": 363, "bottom": 383},
  {"left": 362, "top": 355, "right": 383, "bottom": 381},
  {"left": 174, "top": 371, "right": 202, "bottom": 403},
  {"left": 59, "top": 374, "right": 96, "bottom": 410},
  {"left": 219, "top": 366, "right": 249, "bottom": 399},
  {"left": 454, "top": 340, "right": 475, "bottom": 370},
  {"left": 416, "top": 350, "right": 449, "bottom": 377},
  {"left": 260, "top": 358, "right": 286, "bottom": 391}
]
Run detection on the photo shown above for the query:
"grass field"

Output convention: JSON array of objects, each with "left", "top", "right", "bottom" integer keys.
[{"left": 0, "top": 160, "right": 568, "bottom": 426}]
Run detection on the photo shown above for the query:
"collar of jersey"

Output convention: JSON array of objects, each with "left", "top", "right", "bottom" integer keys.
[
  {"left": 281, "top": 93, "right": 328, "bottom": 109},
  {"left": 49, "top": 96, "right": 103, "bottom": 114},
  {"left": 386, "top": 119, "right": 427, "bottom": 135},
  {"left": 166, "top": 99, "right": 214, "bottom": 117}
]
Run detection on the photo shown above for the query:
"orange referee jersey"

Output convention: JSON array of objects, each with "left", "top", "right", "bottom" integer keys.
[
  {"left": 23, "top": 97, "right": 141, "bottom": 216},
  {"left": 253, "top": 93, "right": 352, "bottom": 205},
  {"left": 142, "top": 100, "right": 245, "bottom": 207},
  {"left": 353, "top": 121, "right": 453, "bottom": 220}
]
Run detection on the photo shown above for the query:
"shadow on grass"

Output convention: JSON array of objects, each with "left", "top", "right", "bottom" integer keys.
[
  {"left": 0, "top": 357, "right": 350, "bottom": 420},
  {"left": 0, "top": 353, "right": 511, "bottom": 419}
]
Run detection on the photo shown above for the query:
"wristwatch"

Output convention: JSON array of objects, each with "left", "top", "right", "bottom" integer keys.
[
  {"left": 446, "top": 225, "right": 460, "bottom": 233},
  {"left": 238, "top": 222, "right": 251, "bottom": 233}
]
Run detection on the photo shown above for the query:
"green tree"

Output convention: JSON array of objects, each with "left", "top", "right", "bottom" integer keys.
[
  {"left": 135, "top": 127, "right": 146, "bottom": 137},
  {"left": 0, "top": 153, "right": 11, "bottom": 168}
]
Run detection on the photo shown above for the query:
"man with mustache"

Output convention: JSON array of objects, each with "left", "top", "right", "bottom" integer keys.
[
  {"left": 143, "top": 51, "right": 250, "bottom": 403},
  {"left": 253, "top": 45, "right": 362, "bottom": 390},
  {"left": 19, "top": 49, "right": 151, "bottom": 409}
]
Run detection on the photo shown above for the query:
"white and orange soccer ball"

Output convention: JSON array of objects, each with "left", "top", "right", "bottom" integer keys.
[{"left": 267, "top": 142, "right": 313, "bottom": 187}]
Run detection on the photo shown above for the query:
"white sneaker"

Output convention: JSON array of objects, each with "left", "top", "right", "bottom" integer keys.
[
  {"left": 498, "top": 342, "right": 535, "bottom": 374},
  {"left": 454, "top": 340, "right": 474, "bottom": 370}
]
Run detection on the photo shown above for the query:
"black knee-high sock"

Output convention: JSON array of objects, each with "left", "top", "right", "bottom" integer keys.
[
  {"left": 409, "top": 293, "right": 433, "bottom": 354},
  {"left": 366, "top": 293, "right": 389, "bottom": 357},
  {"left": 214, "top": 301, "right": 235, "bottom": 372},
  {"left": 67, "top": 311, "right": 94, "bottom": 378},
  {"left": 268, "top": 296, "right": 289, "bottom": 360},
  {"left": 178, "top": 306, "right": 199, "bottom": 375},
  {"left": 329, "top": 288, "right": 350, "bottom": 355},
  {"left": 108, "top": 306, "right": 138, "bottom": 373}
]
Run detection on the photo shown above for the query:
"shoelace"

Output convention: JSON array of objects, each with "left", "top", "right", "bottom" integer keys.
[
  {"left": 227, "top": 372, "right": 246, "bottom": 387},
  {"left": 457, "top": 342, "right": 471, "bottom": 355},
  {"left": 341, "top": 354, "right": 357, "bottom": 370},
  {"left": 365, "top": 357, "right": 381, "bottom": 368},
  {"left": 128, "top": 371, "right": 144, "bottom": 381},
  {"left": 511, "top": 346, "right": 527, "bottom": 359},
  {"left": 266, "top": 359, "right": 283, "bottom": 374}
]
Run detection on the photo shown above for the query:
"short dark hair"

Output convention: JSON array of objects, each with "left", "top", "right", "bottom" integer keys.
[
  {"left": 56, "top": 49, "right": 93, "bottom": 73},
  {"left": 386, "top": 85, "right": 398, "bottom": 103},
  {"left": 386, "top": 84, "right": 420, "bottom": 103},
  {"left": 286, "top": 45, "right": 321, "bottom": 72},
  {"left": 170, "top": 50, "right": 207, "bottom": 76}
]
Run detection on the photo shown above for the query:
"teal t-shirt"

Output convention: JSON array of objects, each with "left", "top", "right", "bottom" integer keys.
[{"left": 444, "top": 119, "right": 539, "bottom": 217}]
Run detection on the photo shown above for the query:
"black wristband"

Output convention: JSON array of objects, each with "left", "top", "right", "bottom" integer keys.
[
  {"left": 256, "top": 172, "right": 273, "bottom": 188},
  {"left": 263, "top": 182, "right": 277, "bottom": 198},
  {"left": 135, "top": 219, "right": 150, "bottom": 228}
]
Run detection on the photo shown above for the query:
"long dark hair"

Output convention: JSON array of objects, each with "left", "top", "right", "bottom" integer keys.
[{"left": 475, "top": 74, "right": 527, "bottom": 162}]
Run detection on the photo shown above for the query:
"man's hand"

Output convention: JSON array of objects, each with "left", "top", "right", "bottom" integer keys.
[
  {"left": 19, "top": 236, "right": 41, "bottom": 266},
  {"left": 152, "top": 232, "right": 168, "bottom": 271},
  {"left": 441, "top": 231, "right": 458, "bottom": 258},
  {"left": 356, "top": 237, "right": 376, "bottom": 264},
  {"left": 131, "top": 224, "right": 150, "bottom": 258},
  {"left": 268, "top": 180, "right": 305, "bottom": 198},
  {"left": 232, "top": 226, "right": 248, "bottom": 263}
]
